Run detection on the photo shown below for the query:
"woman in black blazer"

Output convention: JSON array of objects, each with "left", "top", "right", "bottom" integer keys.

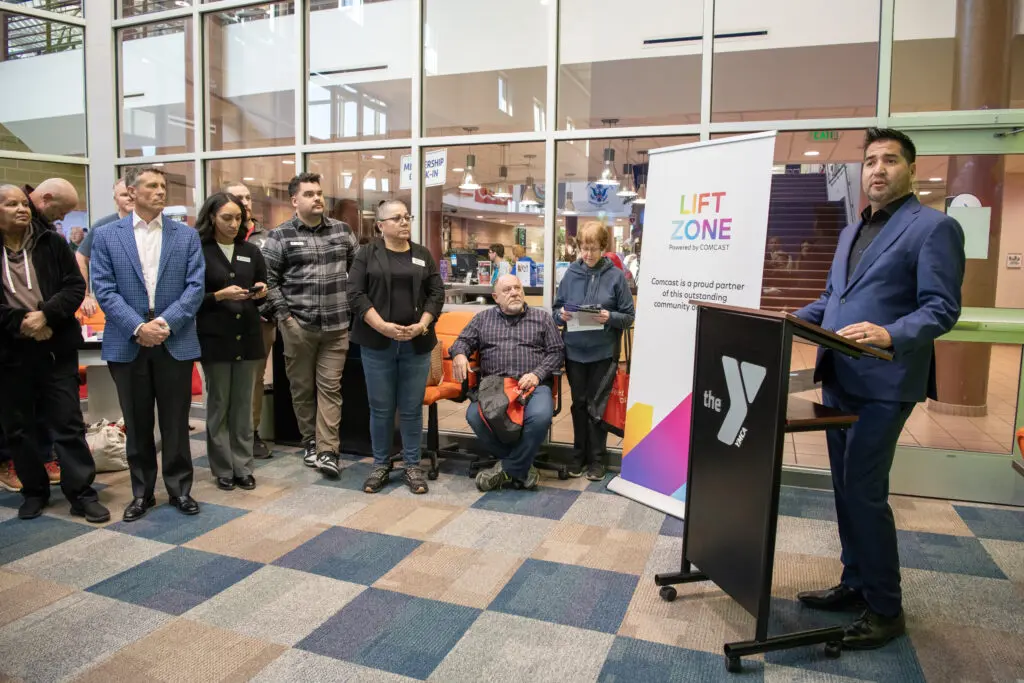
[
  {"left": 347, "top": 199, "right": 444, "bottom": 495},
  {"left": 196, "top": 192, "right": 268, "bottom": 492}
]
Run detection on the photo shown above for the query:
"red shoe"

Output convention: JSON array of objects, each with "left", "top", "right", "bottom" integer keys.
[
  {"left": 0, "top": 461, "right": 22, "bottom": 492},
  {"left": 45, "top": 460, "right": 61, "bottom": 485}
]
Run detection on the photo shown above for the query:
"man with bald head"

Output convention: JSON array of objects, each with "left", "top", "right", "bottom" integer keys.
[
  {"left": 450, "top": 275, "right": 564, "bottom": 492},
  {"left": 78, "top": 178, "right": 135, "bottom": 316},
  {"left": 23, "top": 178, "right": 79, "bottom": 234}
]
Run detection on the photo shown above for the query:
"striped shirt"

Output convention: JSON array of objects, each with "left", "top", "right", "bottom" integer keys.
[
  {"left": 262, "top": 215, "right": 358, "bottom": 332},
  {"left": 450, "top": 305, "right": 565, "bottom": 382}
]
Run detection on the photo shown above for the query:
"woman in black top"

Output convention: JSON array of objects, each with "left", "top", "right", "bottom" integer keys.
[
  {"left": 195, "top": 192, "right": 268, "bottom": 492},
  {"left": 347, "top": 199, "right": 444, "bottom": 495}
]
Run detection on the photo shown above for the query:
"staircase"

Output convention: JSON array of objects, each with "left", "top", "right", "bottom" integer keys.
[{"left": 760, "top": 173, "right": 847, "bottom": 313}]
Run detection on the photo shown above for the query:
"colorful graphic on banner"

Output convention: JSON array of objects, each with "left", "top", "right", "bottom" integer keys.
[{"left": 607, "top": 132, "right": 776, "bottom": 519}]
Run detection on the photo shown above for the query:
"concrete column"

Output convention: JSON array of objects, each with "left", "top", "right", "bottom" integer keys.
[{"left": 932, "top": 0, "right": 1014, "bottom": 417}]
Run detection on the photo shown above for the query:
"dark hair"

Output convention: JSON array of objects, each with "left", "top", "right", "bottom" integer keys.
[
  {"left": 288, "top": 172, "right": 321, "bottom": 198},
  {"left": 124, "top": 166, "right": 167, "bottom": 188},
  {"left": 864, "top": 128, "right": 916, "bottom": 163},
  {"left": 489, "top": 243, "right": 505, "bottom": 258},
  {"left": 196, "top": 192, "right": 248, "bottom": 245}
]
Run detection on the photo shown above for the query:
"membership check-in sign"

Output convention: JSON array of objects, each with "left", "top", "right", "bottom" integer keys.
[{"left": 607, "top": 132, "right": 776, "bottom": 519}]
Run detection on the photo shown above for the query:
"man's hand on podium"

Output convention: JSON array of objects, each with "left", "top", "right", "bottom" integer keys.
[{"left": 837, "top": 321, "right": 892, "bottom": 349}]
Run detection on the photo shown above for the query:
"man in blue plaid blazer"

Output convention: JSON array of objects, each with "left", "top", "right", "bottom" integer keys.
[{"left": 90, "top": 166, "right": 205, "bottom": 522}]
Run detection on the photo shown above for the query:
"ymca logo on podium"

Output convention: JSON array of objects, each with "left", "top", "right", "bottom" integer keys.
[{"left": 702, "top": 356, "right": 767, "bottom": 447}]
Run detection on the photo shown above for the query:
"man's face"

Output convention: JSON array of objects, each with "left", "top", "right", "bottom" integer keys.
[
  {"left": 40, "top": 192, "right": 77, "bottom": 222},
  {"left": 494, "top": 276, "right": 525, "bottom": 315},
  {"left": 862, "top": 139, "right": 915, "bottom": 208},
  {"left": 488, "top": 250, "right": 498, "bottom": 262},
  {"left": 291, "top": 182, "right": 324, "bottom": 221},
  {"left": 114, "top": 181, "right": 134, "bottom": 215},
  {"left": 70, "top": 227, "right": 84, "bottom": 244},
  {"left": 225, "top": 184, "right": 253, "bottom": 214},
  {"left": 128, "top": 172, "right": 167, "bottom": 216}
]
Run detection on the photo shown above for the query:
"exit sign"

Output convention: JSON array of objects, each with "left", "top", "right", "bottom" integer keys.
[{"left": 810, "top": 131, "right": 841, "bottom": 142}]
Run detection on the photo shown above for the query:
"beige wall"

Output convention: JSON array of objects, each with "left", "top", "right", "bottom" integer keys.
[{"left": 996, "top": 173, "right": 1024, "bottom": 309}]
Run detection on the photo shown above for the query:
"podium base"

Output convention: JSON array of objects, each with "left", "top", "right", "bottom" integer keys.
[
  {"left": 606, "top": 475, "right": 686, "bottom": 519},
  {"left": 724, "top": 626, "right": 844, "bottom": 673}
]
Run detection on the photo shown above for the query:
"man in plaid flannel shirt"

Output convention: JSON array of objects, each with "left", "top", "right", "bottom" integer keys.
[{"left": 262, "top": 173, "right": 358, "bottom": 477}]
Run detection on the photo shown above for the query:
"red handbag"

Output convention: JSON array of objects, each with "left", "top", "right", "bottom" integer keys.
[{"left": 601, "top": 329, "right": 632, "bottom": 437}]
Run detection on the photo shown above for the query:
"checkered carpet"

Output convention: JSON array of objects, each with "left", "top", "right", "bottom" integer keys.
[{"left": 1, "top": 428, "right": 1023, "bottom": 682}]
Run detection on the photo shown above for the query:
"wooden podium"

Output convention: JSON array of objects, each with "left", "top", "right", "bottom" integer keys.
[{"left": 654, "top": 302, "right": 892, "bottom": 673}]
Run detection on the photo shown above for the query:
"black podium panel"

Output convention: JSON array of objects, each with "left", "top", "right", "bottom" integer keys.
[{"left": 687, "top": 306, "right": 789, "bottom": 618}]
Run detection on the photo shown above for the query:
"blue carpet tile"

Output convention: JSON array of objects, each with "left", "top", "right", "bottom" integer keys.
[
  {"left": 274, "top": 526, "right": 421, "bottom": 585},
  {"left": 297, "top": 587, "right": 480, "bottom": 679},
  {"left": 777, "top": 486, "right": 838, "bottom": 523},
  {"left": 471, "top": 486, "right": 581, "bottom": 520},
  {"left": 659, "top": 514, "right": 685, "bottom": 538},
  {"left": 489, "top": 558, "right": 638, "bottom": 634},
  {"left": 0, "top": 515, "right": 94, "bottom": 565},
  {"left": 87, "top": 546, "right": 261, "bottom": 615},
  {"left": 105, "top": 501, "right": 249, "bottom": 545},
  {"left": 312, "top": 461, "right": 380, "bottom": 492},
  {"left": 599, "top": 637, "right": 763, "bottom": 682},
  {"left": 896, "top": 529, "right": 1007, "bottom": 579},
  {"left": 954, "top": 505, "right": 1024, "bottom": 542}
]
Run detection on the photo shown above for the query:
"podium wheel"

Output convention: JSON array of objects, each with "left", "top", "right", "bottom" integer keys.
[
  {"left": 427, "top": 469, "right": 439, "bottom": 481},
  {"left": 659, "top": 586, "right": 677, "bottom": 602},
  {"left": 824, "top": 642, "right": 842, "bottom": 659},
  {"left": 557, "top": 468, "right": 569, "bottom": 480},
  {"left": 725, "top": 656, "right": 742, "bottom": 673}
]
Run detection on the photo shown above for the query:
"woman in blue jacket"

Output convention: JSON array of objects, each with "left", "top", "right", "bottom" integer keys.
[{"left": 552, "top": 221, "right": 635, "bottom": 480}]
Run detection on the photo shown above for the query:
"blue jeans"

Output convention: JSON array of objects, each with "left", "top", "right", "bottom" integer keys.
[
  {"left": 466, "top": 384, "right": 553, "bottom": 481},
  {"left": 360, "top": 341, "right": 432, "bottom": 467}
]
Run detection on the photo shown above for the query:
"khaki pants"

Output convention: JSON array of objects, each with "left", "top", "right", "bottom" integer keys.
[
  {"left": 278, "top": 318, "right": 349, "bottom": 453},
  {"left": 252, "top": 321, "right": 277, "bottom": 430}
]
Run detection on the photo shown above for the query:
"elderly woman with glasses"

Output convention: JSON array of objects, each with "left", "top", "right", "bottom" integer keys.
[
  {"left": 347, "top": 199, "right": 444, "bottom": 495},
  {"left": 552, "top": 221, "right": 635, "bottom": 480}
]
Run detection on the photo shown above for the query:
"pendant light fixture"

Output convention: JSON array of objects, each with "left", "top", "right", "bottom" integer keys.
[
  {"left": 492, "top": 144, "right": 513, "bottom": 199},
  {"left": 562, "top": 172, "right": 578, "bottom": 215},
  {"left": 459, "top": 127, "right": 481, "bottom": 191},
  {"left": 521, "top": 154, "right": 539, "bottom": 207},
  {"left": 634, "top": 150, "right": 648, "bottom": 205},
  {"left": 616, "top": 140, "right": 637, "bottom": 198},
  {"left": 596, "top": 118, "right": 620, "bottom": 187}
]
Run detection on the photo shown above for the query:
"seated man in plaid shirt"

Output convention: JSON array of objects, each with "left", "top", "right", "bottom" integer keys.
[
  {"left": 262, "top": 173, "right": 359, "bottom": 478},
  {"left": 451, "top": 275, "right": 565, "bottom": 491}
]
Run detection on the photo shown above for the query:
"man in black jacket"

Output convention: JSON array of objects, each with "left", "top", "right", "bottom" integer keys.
[{"left": 0, "top": 185, "right": 108, "bottom": 523}]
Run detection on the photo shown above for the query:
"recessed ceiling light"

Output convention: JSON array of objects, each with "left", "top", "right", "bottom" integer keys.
[
  {"left": 242, "top": 177, "right": 255, "bottom": 181},
  {"left": 929, "top": 177, "right": 943, "bottom": 182},
  {"left": 152, "top": 163, "right": 165, "bottom": 167},
  {"left": 282, "top": 160, "right": 295, "bottom": 165},
  {"left": 918, "top": 190, "right": 932, "bottom": 196},
  {"left": 476, "top": 215, "right": 483, "bottom": 219},
  {"left": 804, "top": 150, "right": 820, "bottom": 157},
  {"left": 371, "top": 154, "right": 386, "bottom": 160},
  {"left": 499, "top": 219, "right": 506, "bottom": 223},
  {"left": 452, "top": 168, "right": 464, "bottom": 173}
]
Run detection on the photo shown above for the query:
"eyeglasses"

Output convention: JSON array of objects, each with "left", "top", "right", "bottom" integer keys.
[
  {"left": 382, "top": 214, "right": 414, "bottom": 223},
  {"left": 579, "top": 244, "right": 603, "bottom": 253}
]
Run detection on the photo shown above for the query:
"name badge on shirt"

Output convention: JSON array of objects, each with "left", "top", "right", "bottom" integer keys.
[
  {"left": 411, "top": 257, "right": 425, "bottom": 267},
  {"left": 289, "top": 241, "right": 305, "bottom": 246},
  {"left": 236, "top": 255, "right": 251, "bottom": 263}
]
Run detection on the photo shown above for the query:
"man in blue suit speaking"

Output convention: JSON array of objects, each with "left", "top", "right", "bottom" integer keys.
[
  {"left": 794, "top": 129, "right": 965, "bottom": 650},
  {"left": 90, "top": 166, "right": 205, "bottom": 522}
]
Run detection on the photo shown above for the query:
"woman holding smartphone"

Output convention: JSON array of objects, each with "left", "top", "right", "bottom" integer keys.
[{"left": 195, "top": 192, "right": 268, "bottom": 491}]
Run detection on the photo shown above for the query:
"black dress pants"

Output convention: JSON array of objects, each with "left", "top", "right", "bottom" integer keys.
[
  {"left": 109, "top": 345, "right": 194, "bottom": 499},
  {"left": 564, "top": 358, "right": 615, "bottom": 468},
  {"left": 0, "top": 349, "right": 99, "bottom": 504}
]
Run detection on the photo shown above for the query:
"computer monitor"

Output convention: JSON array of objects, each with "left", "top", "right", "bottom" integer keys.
[{"left": 449, "top": 253, "right": 479, "bottom": 281}]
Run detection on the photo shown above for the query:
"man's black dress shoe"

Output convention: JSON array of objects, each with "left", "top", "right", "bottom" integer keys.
[
  {"left": 797, "top": 584, "right": 866, "bottom": 611},
  {"left": 123, "top": 496, "right": 156, "bottom": 522},
  {"left": 216, "top": 477, "right": 236, "bottom": 491},
  {"left": 70, "top": 500, "right": 111, "bottom": 524},
  {"left": 234, "top": 475, "right": 256, "bottom": 490},
  {"left": 170, "top": 495, "right": 200, "bottom": 515},
  {"left": 843, "top": 609, "right": 906, "bottom": 650}
]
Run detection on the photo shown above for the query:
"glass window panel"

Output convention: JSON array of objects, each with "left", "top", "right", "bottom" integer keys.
[
  {"left": 0, "top": 159, "right": 88, "bottom": 239},
  {"left": 891, "top": 0, "right": 1024, "bottom": 112},
  {"left": 7, "top": 1, "right": 83, "bottom": 17},
  {"left": 307, "top": 0, "right": 412, "bottom": 142},
  {"left": 306, "top": 148, "right": 410, "bottom": 242},
  {"left": 711, "top": 0, "right": 880, "bottom": 122},
  {"left": 205, "top": 2, "right": 297, "bottom": 151},
  {"left": 118, "top": 19, "right": 194, "bottom": 157},
  {"left": 118, "top": 161, "right": 196, "bottom": 225},
  {"left": 0, "top": 12, "right": 85, "bottom": 157},
  {"left": 207, "top": 155, "right": 297, "bottom": 231},
  {"left": 423, "top": 0, "right": 549, "bottom": 136},
  {"left": 558, "top": 0, "right": 702, "bottom": 129},
  {"left": 119, "top": 1, "right": 189, "bottom": 18}
]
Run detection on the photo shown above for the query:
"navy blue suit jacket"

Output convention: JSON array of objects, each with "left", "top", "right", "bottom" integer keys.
[{"left": 795, "top": 195, "right": 965, "bottom": 403}]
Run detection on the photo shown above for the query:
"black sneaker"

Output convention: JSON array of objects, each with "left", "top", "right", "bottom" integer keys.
[
  {"left": 302, "top": 439, "right": 318, "bottom": 467},
  {"left": 316, "top": 451, "right": 341, "bottom": 478},
  {"left": 586, "top": 462, "right": 607, "bottom": 481},
  {"left": 567, "top": 463, "right": 584, "bottom": 478},
  {"left": 403, "top": 466, "right": 429, "bottom": 494},
  {"left": 253, "top": 432, "right": 271, "bottom": 459},
  {"left": 363, "top": 465, "right": 391, "bottom": 493},
  {"left": 70, "top": 499, "right": 111, "bottom": 524},
  {"left": 18, "top": 496, "right": 48, "bottom": 520}
]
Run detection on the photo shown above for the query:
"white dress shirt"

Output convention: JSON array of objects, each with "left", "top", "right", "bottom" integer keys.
[{"left": 134, "top": 211, "right": 163, "bottom": 310}]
